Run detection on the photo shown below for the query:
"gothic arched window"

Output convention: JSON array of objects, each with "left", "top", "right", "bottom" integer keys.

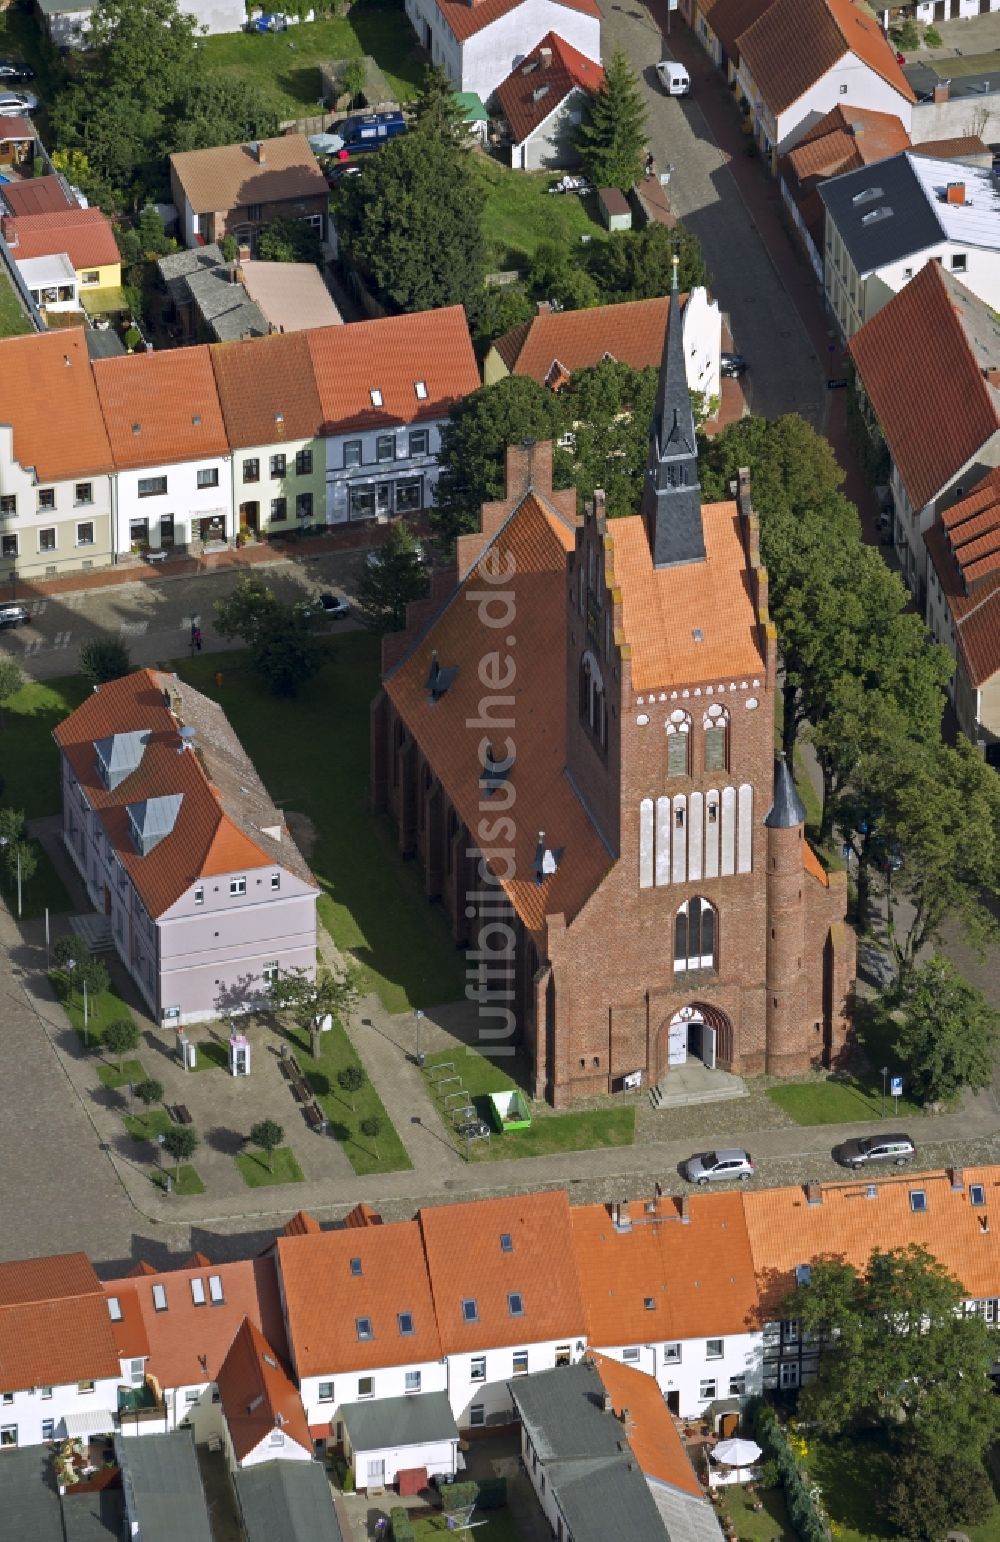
[
  {"left": 703, "top": 704, "right": 730, "bottom": 774},
  {"left": 673, "top": 897, "right": 717, "bottom": 972},
  {"left": 666, "top": 710, "right": 692, "bottom": 778}
]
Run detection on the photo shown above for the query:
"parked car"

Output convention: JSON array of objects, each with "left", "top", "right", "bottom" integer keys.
[
  {"left": 835, "top": 1133, "right": 915, "bottom": 1169},
  {"left": 338, "top": 111, "right": 407, "bottom": 153},
  {"left": 319, "top": 592, "right": 350, "bottom": 618},
  {"left": 0, "top": 602, "right": 31, "bottom": 629},
  {"left": 683, "top": 1148, "right": 755, "bottom": 1184},
  {"left": 656, "top": 57, "right": 691, "bottom": 95},
  {"left": 365, "top": 541, "right": 426, "bottom": 569},
  {"left": 325, "top": 162, "right": 362, "bottom": 187},
  {"left": 0, "top": 90, "right": 38, "bottom": 115},
  {"left": 0, "top": 59, "right": 34, "bottom": 84},
  {"left": 721, "top": 352, "right": 747, "bottom": 379}
]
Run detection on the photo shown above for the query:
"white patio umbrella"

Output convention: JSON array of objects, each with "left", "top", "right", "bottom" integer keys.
[{"left": 713, "top": 1438, "right": 763, "bottom": 1481}]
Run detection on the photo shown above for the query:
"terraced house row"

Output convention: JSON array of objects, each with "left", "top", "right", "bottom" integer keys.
[
  {"left": 3, "top": 1170, "right": 1000, "bottom": 1485},
  {"left": 0, "top": 306, "right": 479, "bottom": 583}
]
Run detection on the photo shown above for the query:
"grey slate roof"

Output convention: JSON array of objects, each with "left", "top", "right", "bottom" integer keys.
[
  {"left": 905, "top": 58, "right": 1000, "bottom": 103},
  {"left": 85, "top": 329, "right": 126, "bottom": 360},
  {"left": 61, "top": 1486, "right": 125, "bottom": 1541},
  {"left": 114, "top": 1432, "right": 213, "bottom": 1542},
  {"left": 764, "top": 754, "right": 806, "bottom": 828},
  {"left": 640, "top": 276, "right": 705, "bottom": 568},
  {"left": 510, "top": 1363, "right": 669, "bottom": 1542},
  {"left": 818, "top": 151, "right": 945, "bottom": 274},
  {"left": 0, "top": 1446, "right": 64, "bottom": 1542},
  {"left": 157, "top": 243, "right": 268, "bottom": 341},
  {"left": 341, "top": 1391, "right": 459, "bottom": 1453},
  {"left": 234, "top": 1460, "right": 344, "bottom": 1542}
]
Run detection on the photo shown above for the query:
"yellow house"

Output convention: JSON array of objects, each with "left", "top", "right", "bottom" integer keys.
[{"left": 2, "top": 207, "right": 122, "bottom": 305}]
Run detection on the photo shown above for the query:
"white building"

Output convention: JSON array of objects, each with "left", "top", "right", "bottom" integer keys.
[
  {"left": 403, "top": 0, "right": 601, "bottom": 104},
  {"left": 495, "top": 31, "right": 604, "bottom": 172},
  {"left": 733, "top": 0, "right": 914, "bottom": 171},
  {"left": 92, "top": 346, "right": 233, "bottom": 555},
  {"left": 38, "top": 0, "right": 246, "bottom": 49},
  {"left": 848, "top": 258, "right": 1000, "bottom": 602},
  {"left": 821, "top": 151, "right": 1000, "bottom": 342},
  {"left": 341, "top": 1392, "right": 460, "bottom": 1492},
  {"left": 306, "top": 306, "right": 479, "bottom": 526},
  {"left": 55, "top": 671, "right": 318, "bottom": 1027}
]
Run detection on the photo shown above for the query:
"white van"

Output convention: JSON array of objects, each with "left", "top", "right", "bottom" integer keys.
[{"left": 656, "top": 58, "right": 690, "bottom": 95}]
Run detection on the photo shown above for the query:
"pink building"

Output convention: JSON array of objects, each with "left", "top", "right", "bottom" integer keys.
[{"left": 54, "top": 669, "right": 317, "bottom": 1025}]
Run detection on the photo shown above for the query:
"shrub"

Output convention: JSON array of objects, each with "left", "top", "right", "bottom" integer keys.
[
  {"left": 924, "top": 23, "right": 942, "bottom": 44},
  {"left": 341, "top": 1467, "right": 354, "bottom": 1493},
  {"left": 441, "top": 1481, "right": 479, "bottom": 1512},
  {"left": 390, "top": 1507, "right": 415, "bottom": 1542}
]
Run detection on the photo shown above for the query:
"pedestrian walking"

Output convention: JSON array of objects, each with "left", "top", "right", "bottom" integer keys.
[{"left": 193, "top": 625, "right": 203, "bottom": 652}]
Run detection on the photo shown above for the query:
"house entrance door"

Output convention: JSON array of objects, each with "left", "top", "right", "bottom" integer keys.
[{"left": 240, "top": 501, "right": 259, "bottom": 534}]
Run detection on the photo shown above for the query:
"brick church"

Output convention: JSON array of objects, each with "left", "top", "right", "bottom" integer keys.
[{"left": 371, "top": 276, "right": 854, "bottom": 1108}]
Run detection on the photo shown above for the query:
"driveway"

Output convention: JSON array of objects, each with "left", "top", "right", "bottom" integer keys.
[{"left": 600, "top": 0, "right": 826, "bottom": 426}]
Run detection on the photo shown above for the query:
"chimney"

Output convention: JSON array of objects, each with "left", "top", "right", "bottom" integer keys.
[
  {"left": 602, "top": 1390, "right": 613, "bottom": 1413},
  {"left": 985, "top": 367, "right": 1000, "bottom": 386},
  {"left": 256, "top": 140, "right": 267, "bottom": 163},
  {"left": 946, "top": 180, "right": 966, "bottom": 204},
  {"left": 169, "top": 685, "right": 182, "bottom": 716},
  {"left": 933, "top": 81, "right": 950, "bottom": 103},
  {"left": 679, "top": 1194, "right": 690, "bottom": 1224},
  {"left": 539, "top": 45, "right": 553, "bottom": 67},
  {"left": 805, "top": 1180, "right": 822, "bottom": 1206}
]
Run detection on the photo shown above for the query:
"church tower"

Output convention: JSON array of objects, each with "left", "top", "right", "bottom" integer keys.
[
  {"left": 764, "top": 754, "right": 807, "bottom": 1074},
  {"left": 640, "top": 257, "right": 706, "bottom": 569}
]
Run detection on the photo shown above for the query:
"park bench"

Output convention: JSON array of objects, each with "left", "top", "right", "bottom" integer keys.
[
  {"left": 303, "top": 1102, "right": 325, "bottom": 1133},
  {"left": 172, "top": 1104, "right": 192, "bottom": 1125}
]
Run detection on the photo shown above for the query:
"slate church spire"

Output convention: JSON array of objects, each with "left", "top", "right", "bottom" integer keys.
[{"left": 641, "top": 255, "right": 706, "bottom": 568}]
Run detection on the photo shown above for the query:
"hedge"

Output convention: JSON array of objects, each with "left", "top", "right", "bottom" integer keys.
[
  {"left": 746, "top": 1400, "right": 830, "bottom": 1542},
  {"left": 390, "top": 1507, "right": 414, "bottom": 1541},
  {"left": 441, "top": 1481, "right": 479, "bottom": 1512}
]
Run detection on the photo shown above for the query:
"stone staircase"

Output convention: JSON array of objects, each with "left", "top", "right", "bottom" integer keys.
[{"left": 648, "top": 1063, "right": 749, "bottom": 1109}]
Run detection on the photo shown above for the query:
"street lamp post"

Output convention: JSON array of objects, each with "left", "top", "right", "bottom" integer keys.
[
  {"left": 881, "top": 1065, "right": 888, "bottom": 1120},
  {"left": 415, "top": 1008, "right": 424, "bottom": 1069}
]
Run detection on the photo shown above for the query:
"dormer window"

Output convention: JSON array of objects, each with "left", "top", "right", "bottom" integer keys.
[
  {"left": 350, "top": 1257, "right": 363, "bottom": 1276},
  {"left": 370, "top": 389, "right": 383, "bottom": 407},
  {"left": 500, "top": 1233, "right": 513, "bottom": 1253},
  {"left": 152, "top": 1284, "right": 167, "bottom": 1312},
  {"left": 398, "top": 1312, "right": 414, "bottom": 1336},
  {"left": 414, "top": 380, "right": 427, "bottom": 400},
  {"left": 356, "top": 1317, "right": 374, "bottom": 1341},
  {"left": 462, "top": 1298, "right": 479, "bottom": 1324},
  {"left": 107, "top": 1296, "right": 122, "bottom": 1321},
  {"left": 507, "top": 1292, "right": 524, "bottom": 1317}
]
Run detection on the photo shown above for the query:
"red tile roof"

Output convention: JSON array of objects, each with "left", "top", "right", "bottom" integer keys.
[
  {"left": 588, "top": 1354, "right": 704, "bottom": 1498},
  {"left": 433, "top": 0, "right": 599, "bottom": 44},
  {"left": 1, "top": 174, "right": 76, "bottom": 217},
  {"left": 707, "top": 0, "right": 773, "bottom": 64},
  {"left": 786, "top": 104, "right": 911, "bottom": 181},
  {"left": 849, "top": 262, "right": 1000, "bottom": 512},
  {"left": 0, "top": 1254, "right": 122, "bottom": 1391},
  {"left": 94, "top": 345, "right": 229, "bottom": 469},
  {"left": 738, "top": 0, "right": 914, "bottom": 117},
  {"left": 305, "top": 306, "right": 478, "bottom": 434},
  {"left": 916, "top": 134, "right": 991, "bottom": 160},
  {"left": 0, "top": 327, "right": 113, "bottom": 480},
  {"left": 52, "top": 669, "right": 307, "bottom": 919},
  {"left": 217, "top": 1318, "right": 311, "bottom": 1461},
  {"left": 609, "top": 502, "right": 767, "bottom": 691},
  {"left": 494, "top": 295, "right": 672, "bottom": 383},
  {"left": 925, "top": 468, "right": 1000, "bottom": 687},
  {"left": 496, "top": 32, "right": 604, "bottom": 146},
  {"left": 421, "top": 1192, "right": 588, "bottom": 1355},
  {"left": 3, "top": 207, "right": 119, "bottom": 270},
  {"left": 384, "top": 489, "right": 612, "bottom": 935},
  {"left": 210, "top": 330, "right": 324, "bottom": 449},
  {"left": 571, "top": 1195, "right": 759, "bottom": 1346},
  {"left": 102, "top": 1257, "right": 287, "bottom": 1391},
  {"left": 742, "top": 1167, "right": 1000, "bottom": 1319},
  {"left": 0, "top": 116, "right": 32, "bottom": 141}
]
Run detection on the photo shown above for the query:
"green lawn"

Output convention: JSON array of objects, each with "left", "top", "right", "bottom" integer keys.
[
  {"left": 235, "top": 1146, "right": 305, "bottom": 1187},
  {"left": 768, "top": 1075, "right": 919, "bottom": 1126},
  {"left": 51, "top": 975, "right": 136, "bottom": 1051},
  {"left": 97, "top": 1057, "right": 145, "bottom": 1091},
  {"left": 151, "top": 1163, "right": 205, "bottom": 1196},
  {"left": 412, "top": 1510, "right": 520, "bottom": 1541},
  {"left": 2, "top": 676, "right": 91, "bottom": 819},
  {"left": 288, "top": 1014, "right": 412, "bottom": 1176},
  {"left": 422, "top": 1046, "right": 635, "bottom": 1160},
  {"left": 715, "top": 1483, "right": 794, "bottom": 1541},
  {"left": 188, "top": 1038, "right": 230, "bottom": 1071},
  {"left": 175, "top": 641, "right": 466, "bottom": 1013},
  {"left": 124, "top": 1108, "right": 173, "bottom": 1142},
  {"left": 0, "top": 843, "right": 74, "bottom": 921},
  {"left": 0, "top": 268, "right": 31, "bottom": 339},
  {"left": 200, "top": 0, "right": 427, "bottom": 118},
  {"left": 475, "top": 157, "right": 608, "bottom": 270}
]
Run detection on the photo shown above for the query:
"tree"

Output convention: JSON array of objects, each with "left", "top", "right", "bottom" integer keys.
[
  {"left": 529, "top": 240, "right": 602, "bottom": 311},
  {"left": 577, "top": 47, "right": 647, "bottom": 192},
  {"left": 137, "top": 205, "right": 174, "bottom": 257},
  {"left": 105, "top": 1017, "right": 140, "bottom": 1072},
  {"left": 783, "top": 1245, "right": 1000, "bottom": 1460},
  {"left": 883, "top": 1449, "right": 993, "bottom": 1541},
  {"left": 269, "top": 963, "right": 359, "bottom": 1059},
  {"left": 357, "top": 525, "right": 430, "bottom": 633},
  {"left": 340, "top": 56, "right": 366, "bottom": 110},
  {"left": 134, "top": 1078, "right": 164, "bottom": 1106},
  {"left": 214, "top": 573, "right": 282, "bottom": 643},
  {"left": 882, "top": 735, "right": 1000, "bottom": 992},
  {"left": 465, "top": 283, "right": 535, "bottom": 357},
  {"left": 53, "top": 938, "right": 110, "bottom": 1004},
  {"left": 249, "top": 1117, "right": 284, "bottom": 1173},
  {"left": 559, "top": 359, "right": 658, "bottom": 518},
  {"left": 337, "top": 126, "right": 485, "bottom": 313},
  {"left": 161, "top": 1124, "right": 198, "bottom": 1182},
  {"left": 411, "top": 63, "right": 469, "bottom": 147},
  {"left": 594, "top": 222, "right": 709, "bottom": 300},
  {"left": 169, "top": 74, "right": 278, "bottom": 157},
  {"left": 360, "top": 1112, "right": 383, "bottom": 1160},
  {"left": 895, "top": 955, "right": 999, "bottom": 1103},
  {"left": 254, "top": 217, "right": 322, "bottom": 266},
  {"left": 337, "top": 1065, "right": 366, "bottom": 1112},
  {"left": 0, "top": 656, "right": 23, "bottom": 728},
  {"left": 250, "top": 611, "right": 322, "bottom": 698},
  {"left": 80, "top": 637, "right": 132, "bottom": 685},
  {"left": 432, "top": 377, "right": 567, "bottom": 542}
]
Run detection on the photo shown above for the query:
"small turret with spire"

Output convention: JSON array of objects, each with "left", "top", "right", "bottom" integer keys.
[{"left": 640, "top": 253, "right": 706, "bottom": 568}]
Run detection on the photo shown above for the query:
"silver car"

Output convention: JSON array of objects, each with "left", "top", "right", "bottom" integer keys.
[
  {"left": 684, "top": 1148, "right": 755, "bottom": 1185},
  {"left": 0, "top": 91, "right": 38, "bottom": 115}
]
